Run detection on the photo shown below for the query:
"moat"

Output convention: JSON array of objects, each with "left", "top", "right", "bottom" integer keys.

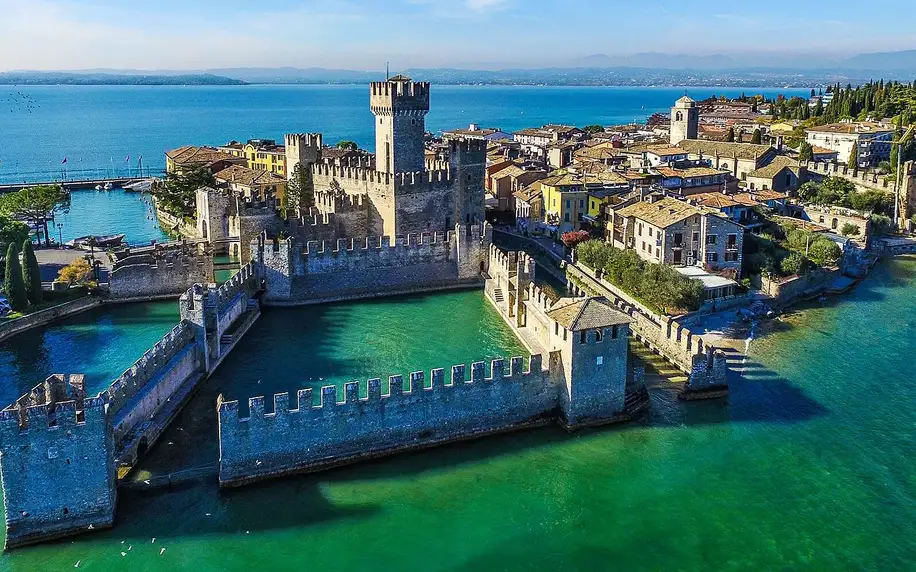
[{"left": 3, "top": 260, "right": 916, "bottom": 569}]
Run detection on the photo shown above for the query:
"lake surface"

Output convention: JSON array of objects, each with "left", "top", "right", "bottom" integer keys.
[
  {"left": 0, "top": 85, "right": 808, "bottom": 183},
  {"left": 0, "top": 259, "right": 915, "bottom": 569}
]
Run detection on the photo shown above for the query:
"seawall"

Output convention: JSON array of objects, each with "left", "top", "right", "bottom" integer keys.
[
  {"left": 0, "top": 296, "right": 103, "bottom": 343},
  {"left": 217, "top": 355, "right": 557, "bottom": 487}
]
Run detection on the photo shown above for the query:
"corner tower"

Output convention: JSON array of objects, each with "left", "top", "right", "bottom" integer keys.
[
  {"left": 370, "top": 75, "right": 430, "bottom": 174},
  {"left": 670, "top": 95, "right": 699, "bottom": 145}
]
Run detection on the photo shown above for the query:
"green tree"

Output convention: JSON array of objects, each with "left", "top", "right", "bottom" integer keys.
[
  {"left": 0, "top": 214, "right": 30, "bottom": 255},
  {"left": 336, "top": 141, "right": 358, "bottom": 151},
  {"left": 798, "top": 141, "right": 814, "bottom": 163},
  {"left": 751, "top": 129, "right": 762, "bottom": 144},
  {"left": 20, "top": 239, "right": 42, "bottom": 305},
  {"left": 780, "top": 252, "right": 810, "bottom": 275},
  {"left": 0, "top": 185, "right": 69, "bottom": 247},
  {"left": 807, "top": 239, "right": 842, "bottom": 267},
  {"left": 582, "top": 125, "right": 605, "bottom": 134},
  {"left": 285, "top": 162, "right": 312, "bottom": 213},
  {"left": 3, "top": 242, "right": 27, "bottom": 311},
  {"left": 848, "top": 142, "right": 858, "bottom": 167},
  {"left": 725, "top": 127, "right": 736, "bottom": 142},
  {"left": 153, "top": 167, "right": 216, "bottom": 219},
  {"left": 797, "top": 181, "right": 821, "bottom": 202}
]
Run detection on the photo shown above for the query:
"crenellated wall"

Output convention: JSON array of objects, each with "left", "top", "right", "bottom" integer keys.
[
  {"left": 0, "top": 375, "right": 116, "bottom": 549},
  {"left": 217, "top": 354, "right": 559, "bottom": 486},
  {"left": 253, "top": 223, "right": 491, "bottom": 304},
  {"left": 109, "top": 241, "right": 213, "bottom": 299},
  {"left": 566, "top": 262, "right": 729, "bottom": 394}
]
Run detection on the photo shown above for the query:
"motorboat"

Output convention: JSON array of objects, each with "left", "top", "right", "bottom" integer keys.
[{"left": 66, "top": 234, "right": 126, "bottom": 250}]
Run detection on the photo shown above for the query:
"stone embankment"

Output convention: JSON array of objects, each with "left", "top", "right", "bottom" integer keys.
[{"left": 0, "top": 296, "right": 103, "bottom": 343}]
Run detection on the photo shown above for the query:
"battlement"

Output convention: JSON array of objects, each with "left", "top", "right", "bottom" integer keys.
[
  {"left": 311, "top": 163, "right": 392, "bottom": 186},
  {"left": 219, "top": 354, "right": 548, "bottom": 424},
  {"left": 110, "top": 241, "right": 213, "bottom": 299},
  {"left": 369, "top": 80, "right": 430, "bottom": 115},
  {"left": 285, "top": 133, "right": 323, "bottom": 150},
  {"left": 393, "top": 169, "right": 454, "bottom": 192},
  {"left": 302, "top": 232, "right": 451, "bottom": 257},
  {"left": 449, "top": 138, "right": 487, "bottom": 155},
  {"left": 526, "top": 282, "right": 557, "bottom": 313},
  {"left": 215, "top": 261, "right": 258, "bottom": 311},
  {"left": 0, "top": 375, "right": 105, "bottom": 436},
  {"left": 314, "top": 189, "right": 369, "bottom": 212},
  {"left": 105, "top": 321, "right": 196, "bottom": 417}
]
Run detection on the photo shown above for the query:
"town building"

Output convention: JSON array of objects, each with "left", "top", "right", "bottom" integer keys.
[
  {"left": 610, "top": 194, "right": 744, "bottom": 275},
  {"left": 213, "top": 164, "right": 287, "bottom": 202},
  {"left": 444, "top": 124, "right": 513, "bottom": 142},
  {"left": 669, "top": 96, "right": 700, "bottom": 145},
  {"left": 744, "top": 156, "right": 805, "bottom": 192},
  {"left": 165, "top": 146, "right": 246, "bottom": 174},
  {"left": 805, "top": 121, "right": 895, "bottom": 167},
  {"left": 217, "top": 139, "right": 288, "bottom": 177},
  {"left": 676, "top": 140, "right": 777, "bottom": 182}
]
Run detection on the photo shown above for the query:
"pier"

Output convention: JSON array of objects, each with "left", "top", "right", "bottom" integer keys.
[{"left": 0, "top": 175, "right": 161, "bottom": 194}]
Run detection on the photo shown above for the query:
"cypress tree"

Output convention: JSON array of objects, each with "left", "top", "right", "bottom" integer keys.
[
  {"left": 848, "top": 142, "right": 858, "bottom": 168},
  {"left": 3, "top": 242, "right": 27, "bottom": 311},
  {"left": 21, "top": 239, "right": 42, "bottom": 305},
  {"left": 726, "top": 127, "right": 736, "bottom": 142},
  {"left": 751, "top": 129, "right": 762, "bottom": 144}
]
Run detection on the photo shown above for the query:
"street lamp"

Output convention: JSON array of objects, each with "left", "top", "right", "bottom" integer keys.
[{"left": 57, "top": 223, "right": 63, "bottom": 248}]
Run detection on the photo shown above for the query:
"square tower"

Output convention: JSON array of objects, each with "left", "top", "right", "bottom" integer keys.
[
  {"left": 370, "top": 76, "right": 430, "bottom": 174},
  {"left": 670, "top": 95, "right": 699, "bottom": 145}
]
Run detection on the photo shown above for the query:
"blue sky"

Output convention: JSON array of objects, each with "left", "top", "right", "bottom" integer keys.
[{"left": 1, "top": 0, "right": 914, "bottom": 71}]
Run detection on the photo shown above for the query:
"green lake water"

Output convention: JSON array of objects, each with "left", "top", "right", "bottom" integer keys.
[{"left": 2, "top": 262, "right": 916, "bottom": 570}]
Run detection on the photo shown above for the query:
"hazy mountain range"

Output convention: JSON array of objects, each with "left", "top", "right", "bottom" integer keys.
[{"left": 3, "top": 50, "right": 915, "bottom": 87}]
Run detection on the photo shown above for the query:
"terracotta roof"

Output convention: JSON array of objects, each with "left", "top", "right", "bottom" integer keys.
[
  {"left": 677, "top": 140, "right": 774, "bottom": 160},
  {"left": 732, "top": 190, "right": 788, "bottom": 205},
  {"left": 547, "top": 297, "right": 631, "bottom": 330},
  {"left": 746, "top": 156, "right": 801, "bottom": 179},
  {"left": 645, "top": 146, "right": 688, "bottom": 157},
  {"left": 806, "top": 122, "right": 893, "bottom": 135},
  {"left": 616, "top": 197, "right": 703, "bottom": 228},
  {"left": 811, "top": 146, "right": 839, "bottom": 155},
  {"left": 166, "top": 146, "right": 240, "bottom": 166},
  {"left": 214, "top": 164, "right": 285, "bottom": 187},
  {"left": 688, "top": 192, "right": 743, "bottom": 209},
  {"left": 514, "top": 182, "right": 543, "bottom": 203},
  {"left": 655, "top": 166, "right": 724, "bottom": 178},
  {"left": 675, "top": 95, "right": 696, "bottom": 105}
]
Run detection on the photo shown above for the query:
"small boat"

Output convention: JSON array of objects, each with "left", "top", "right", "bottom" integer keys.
[
  {"left": 103, "top": 182, "right": 113, "bottom": 191},
  {"left": 66, "top": 234, "right": 126, "bottom": 249},
  {"left": 123, "top": 179, "right": 154, "bottom": 193},
  {"left": 95, "top": 184, "right": 103, "bottom": 191}
]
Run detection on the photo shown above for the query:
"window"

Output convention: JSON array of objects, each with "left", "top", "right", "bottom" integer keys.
[
  {"left": 579, "top": 199, "right": 584, "bottom": 209},
  {"left": 563, "top": 329, "right": 567, "bottom": 341},
  {"left": 564, "top": 213, "right": 570, "bottom": 222},
  {"left": 648, "top": 244, "right": 653, "bottom": 254},
  {"left": 591, "top": 201, "right": 596, "bottom": 210},
  {"left": 638, "top": 223, "right": 643, "bottom": 236},
  {"left": 727, "top": 234, "right": 738, "bottom": 248},
  {"left": 555, "top": 322, "right": 559, "bottom": 335},
  {"left": 692, "top": 231, "right": 699, "bottom": 243},
  {"left": 674, "top": 232, "right": 683, "bottom": 245},
  {"left": 566, "top": 199, "right": 570, "bottom": 209},
  {"left": 706, "top": 234, "right": 717, "bottom": 245},
  {"left": 707, "top": 252, "right": 719, "bottom": 263},
  {"left": 596, "top": 328, "right": 604, "bottom": 342},
  {"left": 641, "top": 241, "right": 646, "bottom": 251},
  {"left": 725, "top": 252, "right": 738, "bottom": 262},
  {"left": 580, "top": 331, "right": 587, "bottom": 344},
  {"left": 611, "top": 325, "right": 618, "bottom": 339},
  {"left": 648, "top": 227, "right": 653, "bottom": 237}
]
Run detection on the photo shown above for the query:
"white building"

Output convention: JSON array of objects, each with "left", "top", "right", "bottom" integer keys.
[{"left": 805, "top": 121, "right": 894, "bottom": 167}]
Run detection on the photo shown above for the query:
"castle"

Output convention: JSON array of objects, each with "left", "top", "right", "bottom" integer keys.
[{"left": 0, "top": 80, "right": 728, "bottom": 549}]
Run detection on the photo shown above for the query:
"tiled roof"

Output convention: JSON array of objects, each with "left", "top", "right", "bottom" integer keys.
[
  {"left": 547, "top": 297, "right": 631, "bottom": 330},
  {"left": 746, "top": 156, "right": 801, "bottom": 179},
  {"left": 732, "top": 190, "right": 788, "bottom": 205},
  {"left": 645, "top": 146, "right": 688, "bottom": 157},
  {"left": 656, "top": 166, "right": 724, "bottom": 178},
  {"left": 214, "top": 165, "right": 285, "bottom": 186},
  {"left": 688, "top": 192, "right": 743, "bottom": 209},
  {"left": 166, "top": 146, "right": 240, "bottom": 166},
  {"left": 615, "top": 197, "right": 702, "bottom": 228},
  {"left": 514, "top": 182, "right": 543, "bottom": 203},
  {"left": 677, "top": 140, "right": 774, "bottom": 160},
  {"left": 811, "top": 146, "right": 839, "bottom": 155},
  {"left": 806, "top": 122, "right": 893, "bottom": 135}
]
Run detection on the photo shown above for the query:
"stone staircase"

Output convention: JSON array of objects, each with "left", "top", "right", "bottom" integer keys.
[
  {"left": 493, "top": 288, "right": 505, "bottom": 304},
  {"left": 629, "top": 340, "right": 688, "bottom": 384}
]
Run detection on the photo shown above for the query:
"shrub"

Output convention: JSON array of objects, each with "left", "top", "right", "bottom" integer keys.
[
  {"left": 780, "top": 252, "right": 810, "bottom": 276},
  {"left": 561, "top": 230, "right": 591, "bottom": 249},
  {"left": 57, "top": 258, "right": 93, "bottom": 285},
  {"left": 870, "top": 214, "right": 894, "bottom": 235},
  {"left": 840, "top": 222, "right": 861, "bottom": 237}
]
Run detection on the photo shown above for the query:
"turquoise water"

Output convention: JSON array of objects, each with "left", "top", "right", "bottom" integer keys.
[
  {"left": 0, "top": 85, "right": 809, "bottom": 183},
  {"left": 53, "top": 189, "right": 168, "bottom": 246},
  {"left": 3, "top": 262, "right": 916, "bottom": 570},
  {"left": 0, "top": 301, "right": 179, "bottom": 401}
]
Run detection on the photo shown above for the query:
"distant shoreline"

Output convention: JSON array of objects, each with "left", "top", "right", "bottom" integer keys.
[{"left": 0, "top": 80, "right": 817, "bottom": 89}]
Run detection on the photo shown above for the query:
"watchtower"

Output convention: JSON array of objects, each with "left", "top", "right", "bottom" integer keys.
[
  {"left": 670, "top": 95, "right": 699, "bottom": 145},
  {"left": 370, "top": 76, "right": 430, "bottom": 175},
  {"left": 449, "top": 138, "right": 487, "bottom": 226}
]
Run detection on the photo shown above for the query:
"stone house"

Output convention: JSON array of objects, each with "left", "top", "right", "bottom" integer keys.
[
  {"left": 744, "top": 156, "right": 806, "bottom": 192},
  {"left": 611, "top": 194, "right": 744, "bottom": 276},
  {"left": 676, "top": 140, "right": 777, "bottom": 182}
]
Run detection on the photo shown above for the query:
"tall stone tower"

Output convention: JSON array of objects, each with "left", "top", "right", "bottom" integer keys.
[
  {"left": 670, "top": 95, "right": 699, "bottom": 145},
  {"left": 370, "top": 76, "right": 430, "bottom": 175}
]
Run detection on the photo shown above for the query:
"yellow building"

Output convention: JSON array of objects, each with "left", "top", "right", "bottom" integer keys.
[
  {"left": 541, "top": 169, "right": 627, "bottom": 233},
  {"left": 218, "top": 139, "right": 288, "bottom": 177}
]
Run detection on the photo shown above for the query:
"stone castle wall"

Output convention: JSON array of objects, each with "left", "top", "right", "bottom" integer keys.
[
  {"left": 217, "top": 354, "right": 558, "bottom": 486},
  {"left": 109, "top": 242, "right": 213, "bottom": 299},
  {"left": 0, "top": 375, "right": 115, "bottom": 549},
  {"left": 254, "top": 223, "right": 490, "bottom": 305},
  {"left": 567, "top": 263, "right": 728, "bottom": 392}
]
